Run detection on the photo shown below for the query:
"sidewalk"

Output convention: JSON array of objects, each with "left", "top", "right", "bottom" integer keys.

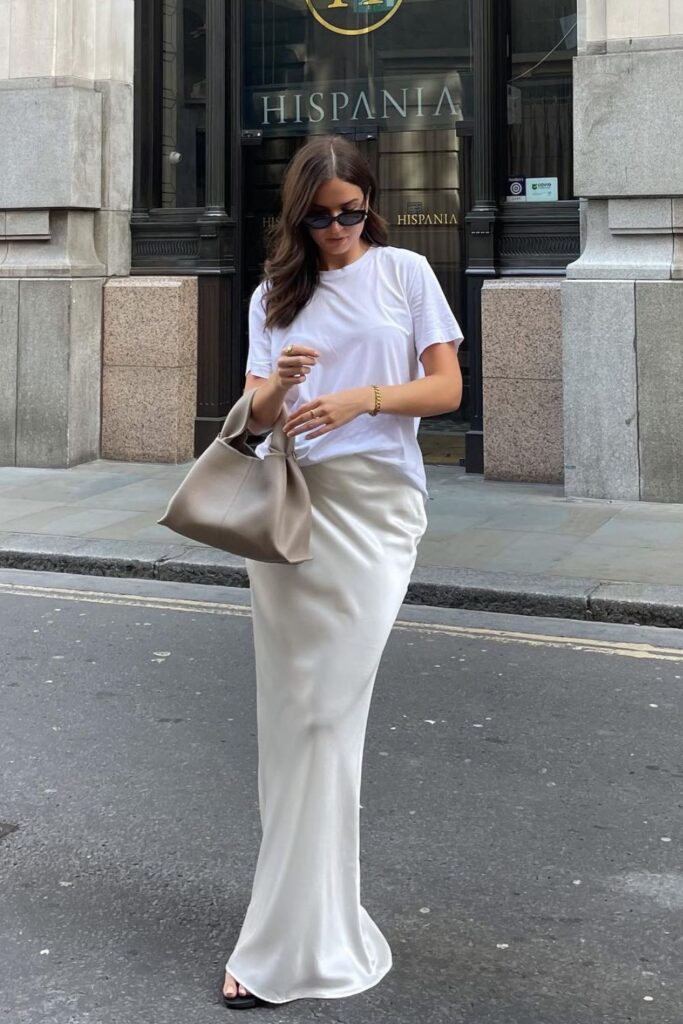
[{"left": 2, "top": 459, "right": 683, "bottom": 627}]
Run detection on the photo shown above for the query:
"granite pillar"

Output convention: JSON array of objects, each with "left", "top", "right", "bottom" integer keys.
[
  {"left": 0, "top": 280, "right": 19, "bottom": 465},
  {"left": 562, "top": 279, "right": 639, "bottom": 499},
  {"left": 102, "top": 278, "right": 198, "bottom": 463},
  {"left": 482, "top": 280, "right": 564, "bottom": 484},
  {"left": 16, "top": 279, "right": 103, "bottom": 467},
  {"left": 636, "top": 282, "right": 683, "bottom": 502}
]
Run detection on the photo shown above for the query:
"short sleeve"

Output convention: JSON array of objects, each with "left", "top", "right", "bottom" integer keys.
[
  {"left": 408, "top": 255, "right": 464, "bottom": 360},
  {"left": 245, "top": 284, "right": 273, "bottom": 379}
]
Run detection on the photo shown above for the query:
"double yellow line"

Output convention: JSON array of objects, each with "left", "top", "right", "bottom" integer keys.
[{"left": 2, "top": 581, "right": 683, "bottom": 663}]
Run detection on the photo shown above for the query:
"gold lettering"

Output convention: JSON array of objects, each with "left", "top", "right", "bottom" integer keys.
[
  {"left": 395, "top": 209, "right": 464, "bottom": 224},
  {"left": 395, "top": 211, "right": 459, "bottom": 227},
  {"left": 360, "top": 0, "right": 385, "bottom": 4},
  {"left": 327, "top": 0, "right": 349, "bottom": 7}
]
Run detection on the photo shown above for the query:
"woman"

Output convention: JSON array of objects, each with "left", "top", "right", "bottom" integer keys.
[{"left": 223, "top": 134, "right": 463, "bottom": 1009}]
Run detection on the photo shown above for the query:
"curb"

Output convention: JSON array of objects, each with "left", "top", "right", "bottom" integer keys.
[{"left": 2, "top": 532, "right": 683, "bottom": 630}]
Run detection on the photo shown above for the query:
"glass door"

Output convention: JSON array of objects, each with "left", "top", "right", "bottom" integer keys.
[{"left": 241, "top": 0, "right": 473, "bottom": 459}]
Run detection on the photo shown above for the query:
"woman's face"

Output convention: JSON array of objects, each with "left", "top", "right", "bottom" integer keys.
[{"left": 303, "top": 177, "right": 368, "bottom": 264}]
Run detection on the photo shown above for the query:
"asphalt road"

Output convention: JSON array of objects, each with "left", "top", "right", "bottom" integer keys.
[{"left": 1, "top": 568, "right": 682, "bottom": 1024}]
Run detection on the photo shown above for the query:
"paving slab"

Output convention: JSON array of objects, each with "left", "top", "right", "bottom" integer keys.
[{"left": 552, "top": 541, "right": 683, "bottom": 588}]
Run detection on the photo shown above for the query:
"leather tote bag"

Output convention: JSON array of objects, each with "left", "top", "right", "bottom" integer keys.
[{"left": 158, "top": 388, "right": 312, "bottom": 564}]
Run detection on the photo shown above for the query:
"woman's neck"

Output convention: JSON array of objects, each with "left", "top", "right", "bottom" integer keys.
[{"left": 318, "top": 240, "right": 370, "bottom": 272}]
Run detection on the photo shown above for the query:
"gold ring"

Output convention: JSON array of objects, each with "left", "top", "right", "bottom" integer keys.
[{"left": 286, "top": 344, "right": 294, "bottom": 355}]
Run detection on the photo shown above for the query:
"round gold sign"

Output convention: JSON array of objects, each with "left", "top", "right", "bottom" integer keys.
[{"left": 305, "top": 0, "right": 404, "bottom": 36}]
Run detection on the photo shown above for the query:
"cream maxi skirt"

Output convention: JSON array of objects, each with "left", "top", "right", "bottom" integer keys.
[{"left": 225, "top": 453, "right": 428, "bottom": 1005}]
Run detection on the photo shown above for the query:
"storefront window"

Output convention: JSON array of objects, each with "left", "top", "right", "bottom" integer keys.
[
  {"left": 243, "top": 0, "right": 472, "bottom": 136},
  {"left": 159, "top": 0, "right": 207, "bottom": 208},
  {"left": 505, "top": 0, "right": 577, "bottom": 204}
]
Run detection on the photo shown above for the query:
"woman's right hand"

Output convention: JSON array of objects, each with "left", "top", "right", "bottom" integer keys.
[{"left": 274, "top": 345, "right": 320, "bottom": 391}]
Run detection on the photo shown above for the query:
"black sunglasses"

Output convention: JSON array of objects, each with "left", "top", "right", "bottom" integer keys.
[{"left": 302, "top": 209, "right": 368, "bottom": 230}]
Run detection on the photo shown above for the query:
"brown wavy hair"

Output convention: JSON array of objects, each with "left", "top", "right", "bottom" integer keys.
[{"left": 261, "top": 135, "right": 388, "bottom": 329}]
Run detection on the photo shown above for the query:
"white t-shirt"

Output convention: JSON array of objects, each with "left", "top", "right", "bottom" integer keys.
[{"left": 245, "top": 244, "right": 464, "bottom": 499}]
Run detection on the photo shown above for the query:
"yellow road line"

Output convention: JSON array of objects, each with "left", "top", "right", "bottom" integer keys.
[
  {"left": 2, "top": 581, "right": 683, "bottom": 663},
  {"left": 0, "top": 581, "right": 252, "bottom": 616},
  {"left": 1, "top": 581, "right": 241, "bottom": 608},
  {"left": 393, "top": 620, "right": 683, "bottom": 662}
]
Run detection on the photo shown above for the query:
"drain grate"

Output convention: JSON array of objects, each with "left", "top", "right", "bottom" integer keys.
[{"left": 0, "top": 821, "right": 19, "bottom": 841}]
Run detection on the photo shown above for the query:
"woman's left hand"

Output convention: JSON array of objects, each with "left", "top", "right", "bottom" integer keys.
[{"left": 283, "top": 387, "right": 374, "bottom": 439}]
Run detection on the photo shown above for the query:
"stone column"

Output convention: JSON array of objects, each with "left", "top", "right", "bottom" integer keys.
[
  {"left": 0, "top": 0, "right": 134, "bottom": 467},
  {"left": 563, "top": 0, "right": 683, "bottom": 501}
]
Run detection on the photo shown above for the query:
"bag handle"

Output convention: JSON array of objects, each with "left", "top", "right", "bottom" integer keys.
[{"left": 219, "top": 388, "right": 294, "bottom": 456}]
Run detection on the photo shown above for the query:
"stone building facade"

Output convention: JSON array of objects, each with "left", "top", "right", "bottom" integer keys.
[
  {"left": 0, "top": 0, "right": 134, "bottom": 466},
  {"left": 1, "top": 1, "right": 682, "bottom": 504},
  {"left": 563, "top": 0, "right": 683, "bottom": 502}
]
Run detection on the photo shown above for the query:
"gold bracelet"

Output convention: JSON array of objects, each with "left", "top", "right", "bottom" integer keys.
[{"left": 369, "top": 384, "right": 382, "bottom": 416}]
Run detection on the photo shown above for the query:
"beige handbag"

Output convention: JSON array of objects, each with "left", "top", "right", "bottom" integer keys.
[{"left": 157, "top": 388, "right": 312, "bottom": 564}]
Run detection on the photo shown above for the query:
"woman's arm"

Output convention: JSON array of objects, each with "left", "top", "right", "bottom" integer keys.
[
  {"left": 244, "top": 344, "right": 320, "bottom": 433},
  {"left": 283, "top": 341, "right": 463, "bottom": 438},
  {"left": 243, "top": 372, "right": 289, "bottom": 434},
  {"left": 370, "top": 341, "right": 462, "bottom": 417}
]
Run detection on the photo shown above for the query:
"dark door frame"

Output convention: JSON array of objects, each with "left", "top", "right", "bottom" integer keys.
[{"left": 131, "top": 0, "right": 244, "bottom": 454}]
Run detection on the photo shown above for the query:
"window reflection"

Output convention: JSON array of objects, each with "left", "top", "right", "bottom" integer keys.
[
  {"left": 506, "top": 1, "right": 577, "bottom": 203},
  {"left": 379, "top": 128, "right": 464, "bottom": 320},
  {"left": 160, "top": 0, "right": 206, "bottom": 208}
]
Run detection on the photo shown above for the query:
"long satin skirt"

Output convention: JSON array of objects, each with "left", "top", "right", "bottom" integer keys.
[{"left": 225, "top": 453, "right": 428, "bottom": 1004}]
